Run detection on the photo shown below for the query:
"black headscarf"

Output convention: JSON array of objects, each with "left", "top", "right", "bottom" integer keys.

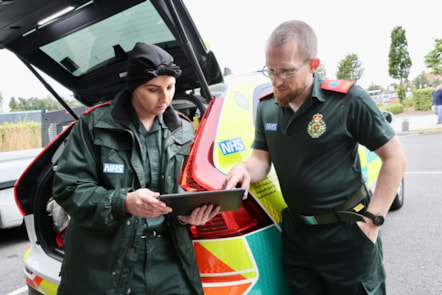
[{"left": 126, "top": 42, "right": 182, "bottom": 92}]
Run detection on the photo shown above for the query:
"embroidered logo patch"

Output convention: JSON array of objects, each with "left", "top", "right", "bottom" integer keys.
[
  {"left": 103, "top": 163, "right": 124, "bottom": 174},
  {"left": 265, "top": 122, "right": 278, "bottom": 131},
  {"left": 307, "top": 113, "right": 326, "bottom": 138}
]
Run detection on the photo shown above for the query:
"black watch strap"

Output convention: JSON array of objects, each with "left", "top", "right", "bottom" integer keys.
[{"left": 364, "top": 211, "right": 385, "bottom": 226}]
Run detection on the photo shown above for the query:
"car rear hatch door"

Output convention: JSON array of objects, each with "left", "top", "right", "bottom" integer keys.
[
  {"left": 1, "top": 0, "right": 223, "bottom": 107},
  {"left": 10, "top": 0, "right": 223, "bottom": 257}
]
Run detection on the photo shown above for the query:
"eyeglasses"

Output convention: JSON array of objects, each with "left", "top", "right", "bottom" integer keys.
[{"left": 262, "top": 59, "right": 310, "bottom": 80}]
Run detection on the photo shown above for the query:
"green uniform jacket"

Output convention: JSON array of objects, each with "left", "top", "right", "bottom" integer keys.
[{"left": 52, "top": 89, "right": 203, "bottom": 295}]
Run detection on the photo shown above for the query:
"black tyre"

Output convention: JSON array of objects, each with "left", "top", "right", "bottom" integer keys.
[
  {"left": 28, "top": 284, "right": 44, "bottom": 294},
  {"left": 390, "top": 178, "right": 404, "bottom": 211}
]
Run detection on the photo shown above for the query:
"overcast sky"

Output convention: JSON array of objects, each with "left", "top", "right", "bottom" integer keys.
[
  {"left": 184, "top": 0, "right": 441, "bottom": 87},
  {"left": 1, "top": 0, "right": 440, "bottom": 111}
]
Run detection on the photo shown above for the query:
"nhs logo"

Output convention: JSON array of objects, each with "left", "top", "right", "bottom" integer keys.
[
  {"left": 103, "top": 163, "right": 124, "bottom": 174},
  {"left": 265, "top": 122, "right": 278, "bottom": 131},
  {"left": 218, "top": 138, "right": 246, "bottom": 155}
]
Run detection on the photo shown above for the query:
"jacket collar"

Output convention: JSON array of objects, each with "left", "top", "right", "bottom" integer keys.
[{"left": 311, "top": 72, "right": 325, "bottom": 102}]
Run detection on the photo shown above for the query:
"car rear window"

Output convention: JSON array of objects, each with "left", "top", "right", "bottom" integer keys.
[{"left": 39, "top": 1, "right": 175, "bottom": 77}]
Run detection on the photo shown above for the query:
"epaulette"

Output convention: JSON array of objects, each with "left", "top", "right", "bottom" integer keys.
[
  {"left": 259, "top": 91, "right": 274, "bottom": 100},
  {"left": 83, "top": 101, "right": 112, "bottom": 115},
  {"left": 321, "top": 80, "right": 355, "bottom": 94}
]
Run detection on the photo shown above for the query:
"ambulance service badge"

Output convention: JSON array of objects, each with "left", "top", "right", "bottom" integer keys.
[{"left": 307, "top": 113, "right": 326, "bottom": 138}]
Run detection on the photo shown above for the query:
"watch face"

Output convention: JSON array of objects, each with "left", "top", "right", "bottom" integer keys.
[
  {"left": 373, "top": 215, "right": 385, "bottom": 226},
  {"left": 364, "top": 211, "right": 385, "bottom": 226}
]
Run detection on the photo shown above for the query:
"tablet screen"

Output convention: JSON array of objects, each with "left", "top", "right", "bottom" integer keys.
[{"left": 160, "top": 188, "right": 245, "bottom": 216}]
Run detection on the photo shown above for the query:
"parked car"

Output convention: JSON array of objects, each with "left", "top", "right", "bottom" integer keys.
[
  {"left": 0, "top": 148, "right": 42, "bottom": 229},
  {"left": 1, "top": 0, "right": 402, "bottom": 294}
]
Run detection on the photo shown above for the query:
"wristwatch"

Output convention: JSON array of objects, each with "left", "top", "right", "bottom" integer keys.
[{"left": 364, "top": 211, "right": 385, "bottom": 226}]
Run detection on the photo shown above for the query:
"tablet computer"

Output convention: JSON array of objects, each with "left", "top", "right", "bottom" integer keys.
[{"left": 160, "top": 188, "right": 245, "bottom": 216}]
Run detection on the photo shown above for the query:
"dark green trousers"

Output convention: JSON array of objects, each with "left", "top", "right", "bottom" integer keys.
[
  {"left": 282, "top": 208, "right": 386, "bottom": 295},
  {"left": 128, "top": 234, "right": 194, "bottom": 295}
]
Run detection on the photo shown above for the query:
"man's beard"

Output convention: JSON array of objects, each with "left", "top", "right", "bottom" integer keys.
[
  {"left": 274, "top": 89, "right": 296, "bottom": 108},
  {"left": 274, "top": 84, "right": 309, "bottom": 108}
]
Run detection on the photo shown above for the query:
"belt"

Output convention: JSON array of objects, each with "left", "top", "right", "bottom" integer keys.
[
  {"left": 296, "top": 184, "right": 369, "bottom": 225},
  {"left": 141, "top": 229, "right": 168, "bottom": 239}
]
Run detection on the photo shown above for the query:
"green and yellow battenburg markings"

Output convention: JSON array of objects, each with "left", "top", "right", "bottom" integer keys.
[
  {"left": 212, "top": 74, "right": 287, "bottom": 224},
  {"left": 358, "top": 145, "right": 382, "bottom": 188},
  {"left": 195, "top": 237, "right": 257, "bottom": 294},
  {"left": 24, "top": 247, "right": 59, "bottom": 295}
]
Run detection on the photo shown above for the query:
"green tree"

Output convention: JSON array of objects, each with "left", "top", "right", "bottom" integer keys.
[
  {"left": 37, "top": 96, "right": 62, "bottom": 110},
  {"left": 424, "top": 38, "right": 442, "bottom": 75},
  {"left": 433, "top": 77, "right": 442, "bottom": 86},
  {"left": 8, "top": 95, "right": 70, "bottom": 111},
  {"left": 66, "top": 97, "right": 84, "bottom": 109},
  {"left": 336, "top": 53, "right": 364, "bottom": 82},
  {"left": 388, "top": 26, "right": 412, "bottom": 103},
  {"left": 413, "top": 72, "right": 429, "bottom": 89},
  {"left": 9, "top": 97, "right": 18, "bottom": 111}
]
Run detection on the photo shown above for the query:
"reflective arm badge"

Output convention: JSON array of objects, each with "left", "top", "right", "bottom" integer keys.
[{"left": 321, "top": 80, "right": 355, "bottom": 93}]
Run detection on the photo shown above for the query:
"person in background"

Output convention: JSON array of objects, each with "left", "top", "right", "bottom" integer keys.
[
  {"left": 432, "top": 83, "right": 442, "bottom": 124},
  {"left": 52, "top": 42, "right": 219, "bottom": 295},
  {"left": 224, "top": 20, "right": 406, "bottom": 294}
]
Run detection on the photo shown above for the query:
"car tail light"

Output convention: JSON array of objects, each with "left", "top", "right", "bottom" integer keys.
[{"left": 180, "top": 98, "right": 272, "bottom": 239}]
